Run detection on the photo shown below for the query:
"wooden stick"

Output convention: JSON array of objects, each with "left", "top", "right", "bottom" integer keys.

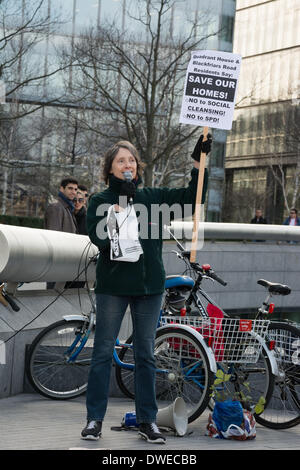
[{"left": 190, "top": 126, "right": 209, "bottom": 263}]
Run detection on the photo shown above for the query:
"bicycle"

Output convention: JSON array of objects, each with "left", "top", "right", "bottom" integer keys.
[
  {"left": 251, "top": 279, "right": 300, "bottom": 429},
  {"left": 116, "top": 228, "right": 300, "bottom": 429},
  {"left": 26, "top": 229, "right": 285, "bottom": 426},
  {"left": 116, "top": 255, "right": 277, "bottom": 424},
  {"left": 166, "top": 231, "right": 300, "bottom": 429},
  {"left": 25, "top": 297, "right": 217, "bottom": 422},
  {"left": 25, "top": 263, "right": 273, "bottom": 424}
]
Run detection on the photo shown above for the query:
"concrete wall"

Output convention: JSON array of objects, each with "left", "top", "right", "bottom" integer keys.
[
  {"left": 1, "top": 240, "right": 300, "bottom": 399},
  {"left": 164, "top": 240, "right": 300, "bottom": 315}
]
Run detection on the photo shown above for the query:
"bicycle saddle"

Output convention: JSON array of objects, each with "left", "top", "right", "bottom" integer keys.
[
  {"left": 165, "top": 275, "right": 194, "bottom": 290},
  {"left": 257, "top": 279, "right": 291, "bottom": 295}
]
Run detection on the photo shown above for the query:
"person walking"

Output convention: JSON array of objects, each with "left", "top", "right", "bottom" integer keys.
[{"left": 81, "top": 135, "right": 212, "bottom": 444}]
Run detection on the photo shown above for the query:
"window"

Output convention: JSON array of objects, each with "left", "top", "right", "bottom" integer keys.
[
  {"left": 210, "top": 142, "right": 225, "bottom": 168},
  {"left": 220, "top": 14, "right": 234, "bottom": 43}
]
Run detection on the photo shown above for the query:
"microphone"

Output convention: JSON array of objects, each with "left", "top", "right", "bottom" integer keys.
[
  {"left": 123, "top": 171, "right": 134, "bottom": 205},
  {"left": 123, "top": 170, "right": 133, "bottom": 182}
]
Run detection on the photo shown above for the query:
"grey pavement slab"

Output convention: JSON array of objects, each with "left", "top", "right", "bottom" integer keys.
[{"left": 0, "top": 393, "right": 299, "bottom": 451}]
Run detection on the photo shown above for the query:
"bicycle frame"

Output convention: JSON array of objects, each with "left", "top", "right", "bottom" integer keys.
[
  {"left": 255, "top": 292, "right": 274, "bottom": 320},
  {"left": 114, "top": 339, "right": 135, "bottom": 371},
  {"left": 184, "top": 288, "right": 279, "bottom": 376},
  {"left": 61, "top": 312, "right": 134, "bottom": 369},
  {"left": 62, "top": 311, "right": 218, "bottom": 375},
  {"left": 156, "top": 322, "right": 217, "bottom": 373},
  {"left": 61, "top": 303, "right": 276, "bottom": 377},
  {"left": 61, "top": 248, "right": 278, "bottom": 379},
  {"left": 62, "top": 311, "right": 95, "bottom": 363},
  {"left": 185, "top": 281, "right": 226, "bottom": 318}
]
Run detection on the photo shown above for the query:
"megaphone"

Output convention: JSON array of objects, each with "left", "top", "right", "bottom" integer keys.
[{"left": 156, "top": 397, "right": 188, "bottom": 436}]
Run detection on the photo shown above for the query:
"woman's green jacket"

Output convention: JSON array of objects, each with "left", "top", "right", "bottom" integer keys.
[{"left": 87, "top": 167, "right": 208, "bottom": 296}]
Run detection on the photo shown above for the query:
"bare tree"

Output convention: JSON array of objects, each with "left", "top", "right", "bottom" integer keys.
[
  {"left": 0, "top": 0, "right": 74, "bottom": 215},
  {"left": 62, "top": 0, "right": 219, "bottom": 186},
  {"left": 0, "top": 0, "right": 70, "bottom": 115}
]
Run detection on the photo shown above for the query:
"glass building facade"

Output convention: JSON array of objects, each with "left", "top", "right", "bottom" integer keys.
[
  {"left": 1, "top": 0, "right": 236, "bottom": 219},
  {"left": 225, "top": 0, "right": 300, "bottom": 223}
]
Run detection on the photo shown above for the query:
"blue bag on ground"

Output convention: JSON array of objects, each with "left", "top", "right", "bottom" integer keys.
[
  {"left": 212, "top": 400, "right": 244, "bottom": 433},
  {"left": 207, "top": 401, "right": 256, "bottom": 440}
]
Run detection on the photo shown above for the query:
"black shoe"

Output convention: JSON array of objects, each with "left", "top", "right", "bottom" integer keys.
[
  {"left": 81, "top": 420, "right": 102, "bottom": 440},
  {"left": 138, "top": 423, "right": 166, "bottom": 444}
]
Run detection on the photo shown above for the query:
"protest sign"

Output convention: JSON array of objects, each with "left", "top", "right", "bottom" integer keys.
[
  {"left": 180, "top": 50, "right": 241, "bottom": 130},
  {"left": 180, "top": 50, "right": 241, "bottom": 261}
]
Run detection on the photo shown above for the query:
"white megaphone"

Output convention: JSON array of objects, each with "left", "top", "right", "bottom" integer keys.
[{"left": 156, "top": 397, "right": 188, "bottom": 436}]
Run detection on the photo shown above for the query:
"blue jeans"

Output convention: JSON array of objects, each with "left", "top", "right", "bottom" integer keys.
[{"left": 86, "top": 293, "right": 163, "bottom": 423}]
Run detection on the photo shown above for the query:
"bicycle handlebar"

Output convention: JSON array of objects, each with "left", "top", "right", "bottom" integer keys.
[
  {"left": 172, "top": 250, "right": 227, "bottom": 286},
  {"left": 207, "top": 270, "right": 227, "bottom": 287}
]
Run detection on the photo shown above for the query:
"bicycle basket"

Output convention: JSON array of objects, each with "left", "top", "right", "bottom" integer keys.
[
  {"left": 267, "top": 327, "right": 300, "bottom": 365},
  {"left": 159, "top": 317, "right": 270, "bottom": 363}
]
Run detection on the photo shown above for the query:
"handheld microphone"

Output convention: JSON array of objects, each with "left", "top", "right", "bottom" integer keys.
[
  {"left": 123, "top": 171, "right": 133, "bottom": 182},
  {"left": 122, "top": 171, "right": 134, "bottom": 205}
]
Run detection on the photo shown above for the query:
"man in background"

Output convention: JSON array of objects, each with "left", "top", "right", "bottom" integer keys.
[
  {"left": 44, "top": 177, "right": 79, "bottom": 288},
  {"left": 45, "top": 177, "right": 79, "bottom": 233},
  {"left": 251, "top": 209, "right": 267, "bottom": 224},
  {"left": 251, "top": 209, "right": 267, "bottom": 243}
]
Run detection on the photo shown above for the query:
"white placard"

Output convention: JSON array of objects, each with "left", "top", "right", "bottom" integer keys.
[
  {"left": 106, "top": 204, "right": 143, "bottom": 262},
  {"left": 179, "top": 50, "right": 242, "bottom": 130}
]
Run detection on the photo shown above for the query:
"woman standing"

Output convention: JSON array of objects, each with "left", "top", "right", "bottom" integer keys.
[{"left": 81, "top": 136, "right": 211, "bottom": 443}]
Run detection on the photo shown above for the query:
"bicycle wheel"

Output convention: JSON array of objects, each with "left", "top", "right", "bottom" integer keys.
[
  {"left": 211, "top": 342, "right": 274, "bottom": 410},
  {"left": 26, "top": 319, "right": 94, "bottom": 399},
  {"left": 255, "top": 321, "right": 300, "bottom": 429},
  {"left": 115, "top": 335, "right": 134, "bottom": 399},
  {"left": 154, "top": 326, "right": 214, "bottom": 423}
]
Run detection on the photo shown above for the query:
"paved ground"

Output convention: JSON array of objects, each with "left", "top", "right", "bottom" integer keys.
[{"left": 0, "top": 393, "right": 299, "bottom": 452}]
